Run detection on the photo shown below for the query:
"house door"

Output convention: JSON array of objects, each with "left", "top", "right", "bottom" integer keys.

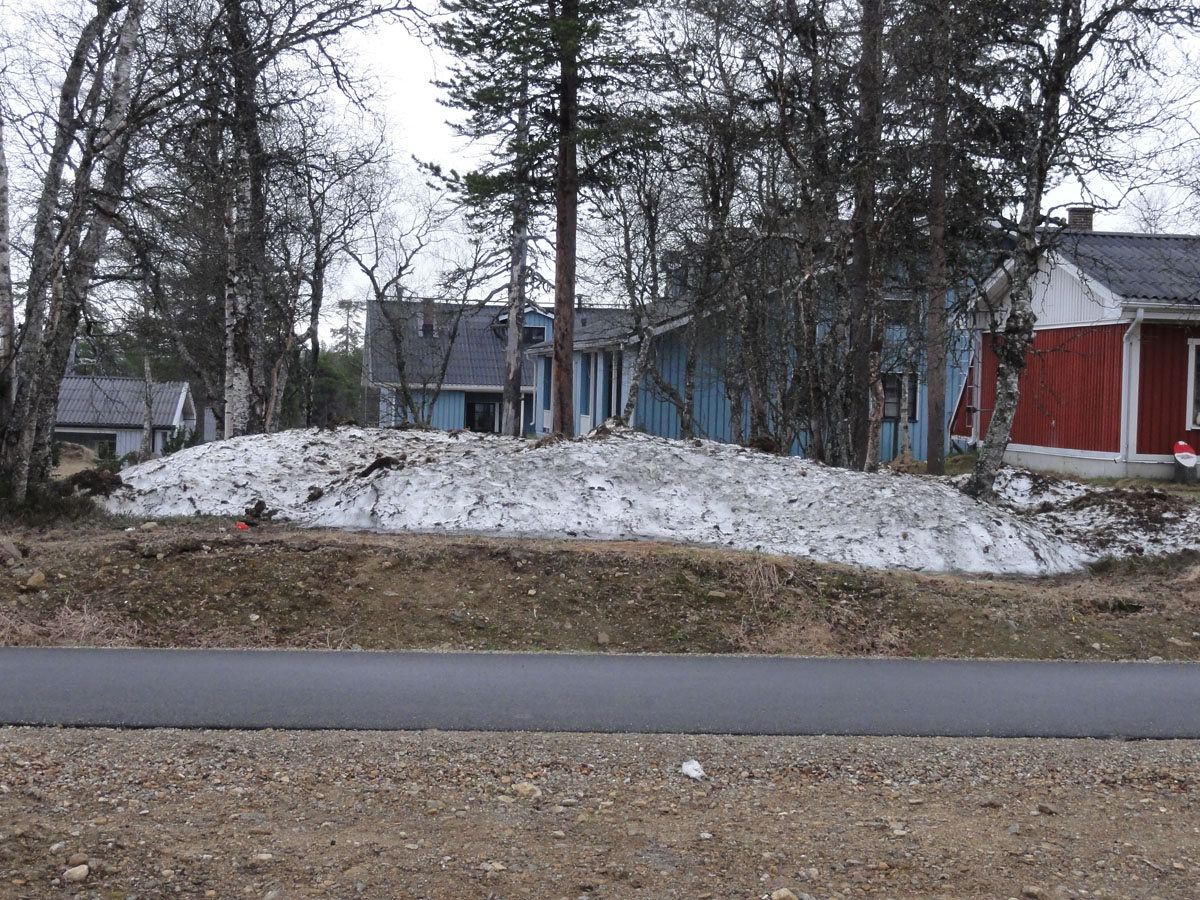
[
  {"left": 465, "top": 393, "right": 501, "bottom": 433},
  {"left": 579, "top": 353, "right": 595, "bottom": 433}
]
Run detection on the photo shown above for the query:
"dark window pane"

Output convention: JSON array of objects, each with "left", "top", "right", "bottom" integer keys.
[{"left": 580, "top": 354, "right": 592, "bottom": 416}]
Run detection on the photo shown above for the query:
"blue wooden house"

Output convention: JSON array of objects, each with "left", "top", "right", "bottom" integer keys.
[
  {"left": 527, "top": 301, "right": 973, "bottom": 463},
  {"left": 364, "top": 297, "right": 554, "bottom": 433}
]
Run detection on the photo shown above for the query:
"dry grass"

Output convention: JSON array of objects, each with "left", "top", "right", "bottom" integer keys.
[
  {"left": 0, "top": 601, "right": 141, "bottom": 647},
  {"left": 722, "top": 559, "right": 910, "bottom": 656}
]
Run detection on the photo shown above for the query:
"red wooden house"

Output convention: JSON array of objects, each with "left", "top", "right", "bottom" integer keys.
[{"left": 953, "top": 214, "right": 1200, "bottom": 478}]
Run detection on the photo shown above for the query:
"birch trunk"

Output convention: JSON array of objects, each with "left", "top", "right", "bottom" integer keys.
[
  {"left": 620, "top": 323, "right": 655, "bottom": 425},
  {"left": 0, "top": 120, "right": 13, "bottom": 426},
  {"left": 2, "top": 7, "right": 114, "bottom": 498},
  {"left": 223, "top": 194, "right": 251, "bottom": 438},
  {"left": 965, "top": 251, "right": 1038, "bottom": 498},
  {"left": 8, "top": 0, "right": 143, "bottom": 500},
  {"left": 140, "top": 355, "right": 154, "bottom": 461},
  {"left": 224, "top": 0, "right": 270, "bottom": 436},
  {"left": 501, "top": 82, "right": 531, "bottom": 438},
  {"left": 964, "top": 1, "right": 1077, "bottom": 499},
  {"left": 899, "top": 374, "right": 913, "bottom": 460}
]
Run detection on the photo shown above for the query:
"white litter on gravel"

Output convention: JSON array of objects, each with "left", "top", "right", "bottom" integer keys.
[{"left": 103, "top": 426, "right": 1093, "bottom": 576}]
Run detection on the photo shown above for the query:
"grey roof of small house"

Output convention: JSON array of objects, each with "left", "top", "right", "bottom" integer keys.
[
  {"left": 1056, "top": 231, "right": 1200, "bottom": 303},
  {"left": 56, "top": 377, "right": 192, "bottom": 429},
  {"left": 525, "top": 297, "right": 694, "bottom": 355},
  {"left": 365, "top": 300, "right": 539, "bottom": 388}
]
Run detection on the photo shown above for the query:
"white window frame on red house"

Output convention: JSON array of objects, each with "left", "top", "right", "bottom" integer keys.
[{"left": 1187, "top": 339, "right": 1200, "bottom": 431}]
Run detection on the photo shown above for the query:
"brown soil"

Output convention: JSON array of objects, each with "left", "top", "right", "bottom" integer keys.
[
  {"left": 1, "top": 727, "right": 1198, "bottom": 900},
  {"left": 50, "top": 443, "right": 97, "bottom": 480},
  {"left": 1, "top": 521, "right": 1199, "bottom": 660}
]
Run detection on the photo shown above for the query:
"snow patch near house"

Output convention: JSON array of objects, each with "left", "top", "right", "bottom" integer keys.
[
  {"left": 104, "top": 426, "right": 1092, "bottom": 576},
  {"left": 991, "top": 468, "right": 1200, "bottom": 559}
]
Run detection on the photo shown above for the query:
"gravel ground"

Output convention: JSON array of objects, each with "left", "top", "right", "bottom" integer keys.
[{"left": 2, "top": 728, "right": 1198, "bottom": 899}]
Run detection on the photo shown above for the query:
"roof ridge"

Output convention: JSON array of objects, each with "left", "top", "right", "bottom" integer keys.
[{"left": 1061, "top": 230, "right": 1200, "bottom": 240}]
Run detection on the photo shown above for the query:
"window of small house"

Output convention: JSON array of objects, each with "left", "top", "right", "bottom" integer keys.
[
  {"left": 882, "top": 373, "right": 919, "bottom": 421},
  {"left": 1188, "top": 340, "right": 1200, "bottom": 430},
  {"left": 542, "top": 358, "right": 552, "bottom": 411},
  {"left": 523, "top": 325, "right": 545, "bottom": 345}
]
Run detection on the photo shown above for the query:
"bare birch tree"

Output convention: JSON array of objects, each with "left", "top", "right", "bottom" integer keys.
[
  {"left": 965, "top": 0, "right": 1199, "bottom": 498},
  {"left": 2, "top": 0, "right": 146, "bottom": 503}
]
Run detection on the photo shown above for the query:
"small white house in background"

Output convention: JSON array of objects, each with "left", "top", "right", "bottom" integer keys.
[{"left": 54, "top": 376, "right": 196, "bottom": 459}]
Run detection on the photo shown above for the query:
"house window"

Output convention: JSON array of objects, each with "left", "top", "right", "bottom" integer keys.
[
  {"left": 1188, "top": 340, "right": 1200, "bottom": 430},
  {"left": 523, "top": 325, "right": 546, "bottom": 345},
  {"left": 882, "top": 373, "right": 919, "bottom": 421},
  {"left": 580, "top": 354, "right": 592, "bottom": 417},
  {"left": 421, "top": 322, "right": 434, "bottom": 338},
  {"left": 542, "top": 358, "right": 552, "bottom": 411}
]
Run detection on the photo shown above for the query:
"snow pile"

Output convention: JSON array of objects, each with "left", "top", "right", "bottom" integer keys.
[
  {"left": 992, "top": 470, "right": 1200, "bottom": 559},
  {"left": 991, "top": 469, "right": 1089, "bottom": 509},
  {"left": 104, "top": 426, "right": 1090, "bottom": 576}
]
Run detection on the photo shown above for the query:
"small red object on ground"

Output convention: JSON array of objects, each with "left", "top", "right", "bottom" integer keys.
[{"left": 235, "top": 522, "right": 249, "bottom": 531}]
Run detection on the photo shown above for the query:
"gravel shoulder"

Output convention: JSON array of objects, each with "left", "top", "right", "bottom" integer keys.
[{"left": 2, "top": 727, "right": 1198, "bottom": 900}]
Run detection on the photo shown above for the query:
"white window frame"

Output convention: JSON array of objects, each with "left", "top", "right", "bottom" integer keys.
[{"left": 1187, "top": 339, "right": 1200, "bottom": 431}]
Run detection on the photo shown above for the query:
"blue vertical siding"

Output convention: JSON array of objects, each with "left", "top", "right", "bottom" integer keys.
[
  {"left": 382, "top": 388, "right": 467, "bottom": 430},
  {"left": 634, "top": 333, "right": 734, "bottom": 443},
  {"left": 629, "top": 326, "right": 972, "bottom": 462}
]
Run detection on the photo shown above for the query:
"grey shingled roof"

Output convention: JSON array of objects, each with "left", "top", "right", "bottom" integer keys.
[
  {"left": 56, "top": 377, "right": 191, "bottom": 429},
  {"left": 525, "top": 297, "right": 694, "bottom": 354},
  {"left": 365, "top": 301, "right": 538, "bottom": 388},
  {"left": 1056, "top": 231, "right": 1200, "bottom": 303}
]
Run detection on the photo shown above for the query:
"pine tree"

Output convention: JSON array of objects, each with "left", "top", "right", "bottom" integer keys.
[{"left": 436, "top": 0, "right": 651, "bottom": 436}]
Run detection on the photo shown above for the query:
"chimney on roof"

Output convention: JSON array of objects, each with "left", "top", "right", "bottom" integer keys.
[
  {"left": 1067, "top": 206, "right": 1094, "bottom": 232},
  {"left": 420, "top": 294, "right": 436, "bottom": 337}
]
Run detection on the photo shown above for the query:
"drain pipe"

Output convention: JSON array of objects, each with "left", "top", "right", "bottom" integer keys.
[{"left": 1120, "top": 307, "right": 1145, "bottom": 468}]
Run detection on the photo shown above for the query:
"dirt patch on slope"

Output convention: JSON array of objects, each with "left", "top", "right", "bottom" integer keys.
[{"left": 1, "top": 522, "right": 1199, "bottom": 660}]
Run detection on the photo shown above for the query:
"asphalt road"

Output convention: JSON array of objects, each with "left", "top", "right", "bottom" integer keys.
[{"left": 1, "top": 648, "right": 1198, "bottom": 738}]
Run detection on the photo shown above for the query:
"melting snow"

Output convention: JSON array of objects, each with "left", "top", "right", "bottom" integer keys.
[{"left": 99, "top": 426, "right": 1123, "bottom": 576}]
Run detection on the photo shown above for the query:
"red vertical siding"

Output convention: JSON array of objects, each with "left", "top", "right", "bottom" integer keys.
[
  {"left": 950, "top": 346, "right": 977, "bottom": 438},
  {"left": 1136, "top": 323, "right": 1200, "bottom": 456},
  {"left": 968, "top": 325, "right": 1124, "bottom": 453}
]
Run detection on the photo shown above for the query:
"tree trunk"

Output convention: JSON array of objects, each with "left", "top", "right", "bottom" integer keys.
[
  {"left": 847, "top": 0, "right": 883, "bottom": 469},
  {"left": 551, "top": 0, "right": 579, "bottom": 436},
  {"left": 965, "top": 253, "right": 1038, "bottom": 498},
  {"left": 863, "top": 339, "right": 885, "bottom": 472},
  {"left": 0, "top": 119, "right": 13, "bottom": 427},
  {"left": 7, "top": 0, "right": 142, "bottom": 501},
  {"left": 304, "top": 258, "right": 326, "bottom": 426},
  {"left": 501, "top": 79, "right": 531, "bottom": 438},
  {"left": 924, "top": 5, "right": 949, "bottom": 476},
  {"left": 681, "top": 322, "right": 698, "bottom": 439},
  {"left": 620, "top": 322, "right": 656, "bottom": 425},
  {"left": 2, "top": 6, "right": 114, "bottom": 499},
  {"left": 501, "top": 208, "right": 529, "bottom": 436},
  {"left": 223, "top": 0, "right": 270, "bottom": 436},
  {"left": 899, "top": 373, "right": 913, "bottom": 460},
  {"left": 965, "top": 0, "right": 1076, "bottom": 499},
  {"left": 140, "top": 355, "right": 154, "bottom": 461},
  {"left": 223, "top": 194, "right": 251, "bottom": 438}
]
